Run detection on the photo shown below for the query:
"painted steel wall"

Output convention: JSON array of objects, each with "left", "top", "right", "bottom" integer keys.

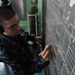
[{"left": 45, "top": 0, "right": 75, "bottom": 75}]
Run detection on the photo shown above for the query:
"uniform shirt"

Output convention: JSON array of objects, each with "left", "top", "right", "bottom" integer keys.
[{"left": 0, "top": 33, "right": 49, "bottom": 75}]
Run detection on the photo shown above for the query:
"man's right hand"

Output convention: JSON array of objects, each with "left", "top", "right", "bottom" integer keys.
[{"left": 39, "top": 45, "right": 53, "bottom": 62}]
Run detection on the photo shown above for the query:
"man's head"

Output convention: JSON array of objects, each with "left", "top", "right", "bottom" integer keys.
[{"left": 0, "top": 8, "right": 21, "bottom": 37}]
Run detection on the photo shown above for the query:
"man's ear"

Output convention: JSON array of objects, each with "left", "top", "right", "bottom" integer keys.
[{"left": 0, "top": 25, "right": 4, "bottom": 34}]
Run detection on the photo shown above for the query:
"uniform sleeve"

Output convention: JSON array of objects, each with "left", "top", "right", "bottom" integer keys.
[
  {"left": 30, "top": 56, "right": 49, "bottom": 74},
  {"left": 0, "top": 46, "right": 10, "bottom": 65}
]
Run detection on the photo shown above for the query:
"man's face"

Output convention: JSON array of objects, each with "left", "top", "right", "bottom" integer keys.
[{"left": 3, "top": 15, "right": 21, "bottom": 37}]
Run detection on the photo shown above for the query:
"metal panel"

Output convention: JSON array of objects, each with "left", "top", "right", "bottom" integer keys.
[{"left": 45, "top": 0, "right": 75, "bottom": 75}]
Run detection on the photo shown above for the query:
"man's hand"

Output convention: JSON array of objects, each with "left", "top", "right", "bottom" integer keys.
[{"left": 39, "top": 45, "right": 53, "bottom": 62}]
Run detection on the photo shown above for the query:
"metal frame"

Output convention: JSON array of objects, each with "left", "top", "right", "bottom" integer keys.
[
  {"left": 42, "top": 0, "right": 46, "bottom": 50},
  {"left": 42, "top": 0, "right": 50, "bottom": 75}
]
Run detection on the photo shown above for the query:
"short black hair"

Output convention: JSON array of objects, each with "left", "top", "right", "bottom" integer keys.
[
  {"left": 0, "top": 4, "right": 16, "bottom": 25},
  {"left": 0, "top": 0, "right": 16, "bottom": 34}
]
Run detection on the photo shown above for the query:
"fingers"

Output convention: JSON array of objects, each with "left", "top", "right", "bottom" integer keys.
[
  {"left": 43, "top": 49, "right": 53, "bottom": 61},
  {"left": 43, "top": 50, "right": 50, "bottom": 61},
  {"left": 44, "top": 45, "right": 52, "bottom": 50},
  {"left": 39, "top": 45, "right": 53, "bottom": 61},
  {"left": 40, "top": 45, "right": 51, "bottom": 56}
]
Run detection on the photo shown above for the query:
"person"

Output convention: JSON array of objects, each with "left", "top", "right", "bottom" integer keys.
[{"left": 0, "top": 1, "right": 53, "bottom": 75}]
